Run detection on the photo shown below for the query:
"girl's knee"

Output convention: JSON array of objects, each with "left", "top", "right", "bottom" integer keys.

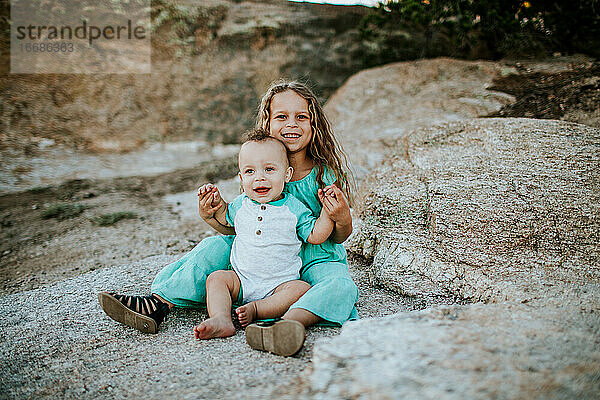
[
  {"left": 323, "top": 277, "right": 358, "bottom": 300},
  {"left": 342, "top": 277, "right": 358, "bottom": 292}
]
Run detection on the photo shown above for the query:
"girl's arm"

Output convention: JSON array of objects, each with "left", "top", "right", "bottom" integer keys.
[
  {"left": 307, "top": 206, "right": 335, "bottom": 245},
  {"left": 198, "top": 184, "right": 235, "bottom": 236},
  {"left": 320, "top": 183, "right": 352, "bottom": 243}
]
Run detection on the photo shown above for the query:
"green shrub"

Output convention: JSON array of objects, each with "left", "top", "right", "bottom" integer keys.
[
  {"left": 41, "top": 203, "right": 87, "bottom": 220},
  {"left": 91, "top": 212, "right": 138, "bottom": 226},
  {"left": 359, "top": 0, "right": 599, "bottom": 65},
  {"left": 522, "top": 0, "right": 600, "bottom": 57}
]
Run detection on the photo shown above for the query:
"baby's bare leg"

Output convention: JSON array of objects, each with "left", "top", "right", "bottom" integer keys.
[
  {"left": 236, "top": 280, "right": 311, "bottom": 327},
  {"left": 194, "top": 270, "right": 240, "bottom": 339}
]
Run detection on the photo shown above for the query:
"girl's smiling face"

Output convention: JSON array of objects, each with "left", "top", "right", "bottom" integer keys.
[{"left": 269, "top": 90, "right": 313, "bottom": 156}]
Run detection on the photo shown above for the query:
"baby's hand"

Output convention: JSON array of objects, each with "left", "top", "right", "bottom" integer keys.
[{"left": 197, "top": 183, "right": 223, "bottom": 220}]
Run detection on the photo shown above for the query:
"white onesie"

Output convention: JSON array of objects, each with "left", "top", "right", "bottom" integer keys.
[{"left": 226, "top": 192, "right": 316, "bottom": 303}]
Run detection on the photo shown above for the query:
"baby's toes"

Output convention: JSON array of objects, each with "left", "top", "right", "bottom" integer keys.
[
  {"left": 193, "top": 325, "right": 202, "bottom": 338},
  {"left": 235, "top": 307, "right": 246, "bottom": 319}
]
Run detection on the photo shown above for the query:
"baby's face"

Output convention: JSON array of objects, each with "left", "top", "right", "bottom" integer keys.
[{"left": 238, "top": 140, "right": 292, "bottom": 204}]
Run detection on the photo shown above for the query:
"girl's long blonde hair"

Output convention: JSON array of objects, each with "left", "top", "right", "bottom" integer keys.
[{"left": 256, "top": 79, "right": 354, "bottom": 204}]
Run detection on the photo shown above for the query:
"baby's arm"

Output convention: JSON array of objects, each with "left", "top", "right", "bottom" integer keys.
[
  {"left": 306, "top": 197, "right": 335, "bottom": 245},
  {"left": 198, "top": 184, "right": 234, "bottom": 235}
]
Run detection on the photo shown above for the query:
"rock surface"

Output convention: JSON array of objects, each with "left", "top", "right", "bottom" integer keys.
[
  {"left": 0, "top": 255, "right": 315, "bottom": 399},
  {"left": 325, "top": 58, "right": 516, "bottom": 182},
  {"left": 278, "top": 303, "right": 600, "bottom": 399},
  {"left": 347, "top": 118, "right": 600, "bottom": 304},
  {"left": 0, "top": 252, "right": 460, "bottom": 399}
]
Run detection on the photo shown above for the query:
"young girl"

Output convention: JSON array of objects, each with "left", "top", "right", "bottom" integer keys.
[{"left": 98, "top": 79, "right": 358, "bottom": 341}]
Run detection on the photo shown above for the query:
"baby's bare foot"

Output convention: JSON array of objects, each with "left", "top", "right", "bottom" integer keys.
[
  {"left": 193, "top": 315, "right": 235, "bottom": 340},
  {"left": 235, "top": 302, "right": 257, "bottom": 328}
]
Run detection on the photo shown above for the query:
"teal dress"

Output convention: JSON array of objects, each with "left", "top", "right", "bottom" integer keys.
[{"left": 151, "top": 166, "right": 359, "bottom": 325}]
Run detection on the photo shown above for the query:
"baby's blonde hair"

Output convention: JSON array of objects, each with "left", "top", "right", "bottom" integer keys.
[{"left": 255, "top": 79, "right": 354, "bottom": 204}]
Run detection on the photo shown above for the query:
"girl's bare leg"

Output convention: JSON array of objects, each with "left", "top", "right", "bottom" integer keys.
[
  {"left": 152, "top": 293, "right": 175, "bottom": 309},
  {"left": 283, "top": 307, "right": 321, "bottom": 328},
  {"left": 194, "top": 270, "right": 240, "bottom": 339},
  {"left": 236, "top": 280, "right": 311, "bottom": 327}
]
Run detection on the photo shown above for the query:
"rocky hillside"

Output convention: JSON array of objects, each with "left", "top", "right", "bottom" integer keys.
[{"left": 1, "top": 0, "right": 368, "bottom": 153}]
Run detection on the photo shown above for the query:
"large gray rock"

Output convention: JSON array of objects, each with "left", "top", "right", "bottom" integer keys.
[
  {"left": 325, "top": 58, "right": 516, "bottom": 182},
  {"left": 279, "top": 302, "right": 600, "bottom": 399},
  {"left": 347, "top": 118, "right": 600, "bottom": 305}
]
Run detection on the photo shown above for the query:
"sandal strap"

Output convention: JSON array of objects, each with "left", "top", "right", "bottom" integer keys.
[
  {"left": 110, "top": 293, "right": 170, "bottom": 325},
  {"left": 149, "top": 301, "right": 170, "bottom": 326}
]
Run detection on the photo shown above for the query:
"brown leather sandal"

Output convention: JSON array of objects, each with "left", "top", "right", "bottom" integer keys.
[
  {"left": 244, "top": 318, "right": 305, "bottom": 357},
  {"left": 98, "top": 292, "right": 170, "bottom": 334}
]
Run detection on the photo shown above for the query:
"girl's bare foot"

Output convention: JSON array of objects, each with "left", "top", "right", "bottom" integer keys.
[
  {"left": 193, "top": 315, "right": 235, "bottom": 340},
  {"left": 235, "top": 302, "right": 258, "bottom": 328}
]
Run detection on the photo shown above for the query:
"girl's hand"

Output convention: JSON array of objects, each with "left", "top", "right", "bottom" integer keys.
[
  {"left": 318, "top": 185, "right": 351, "bottom": 225},
  {"left": 319, "top": 184, "right": 353, "bottom": 243},
  {"left": 197, "top": 184, "right": 223, "bottom": 220}
]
